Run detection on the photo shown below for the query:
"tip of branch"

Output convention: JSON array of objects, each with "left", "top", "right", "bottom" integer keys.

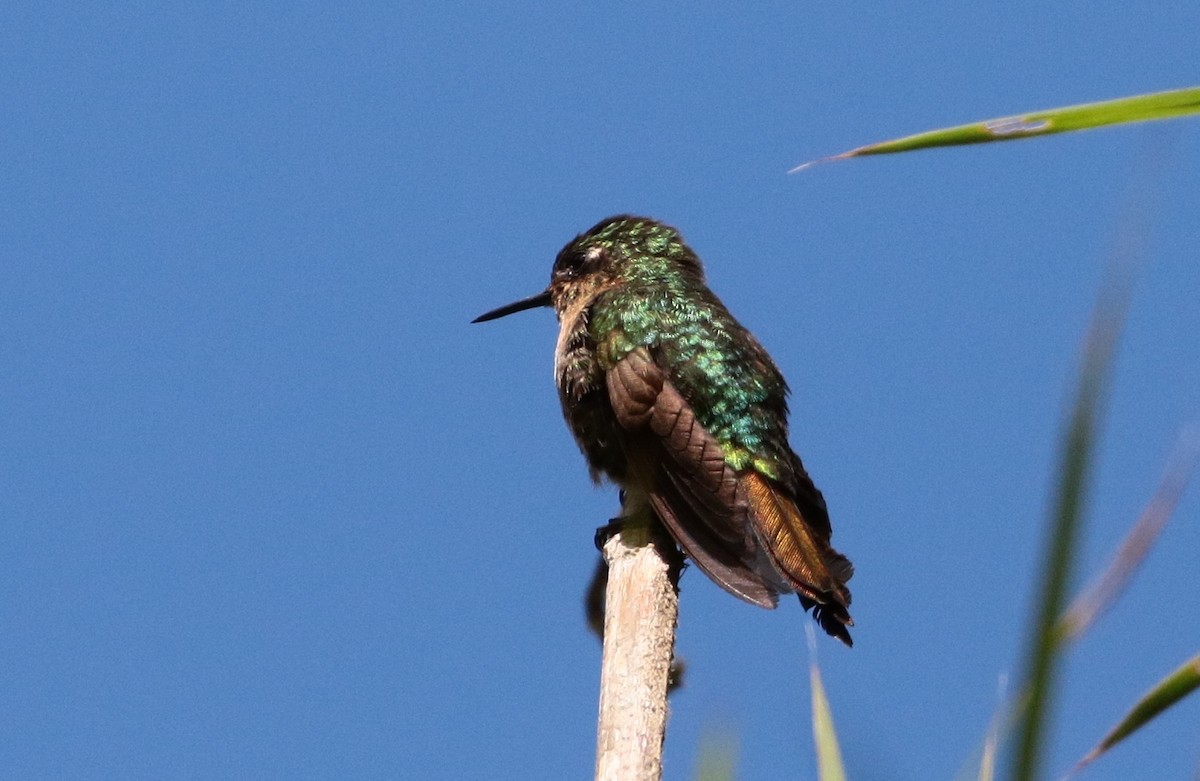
[
  {"left": 1070, "top": 749, "right": 1099, "bottom": 776},
  {"left": 788, "top": 151, "right": 856, "bottom": 174}
]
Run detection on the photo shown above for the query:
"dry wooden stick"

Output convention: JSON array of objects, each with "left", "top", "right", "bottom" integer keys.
[{"left": 594, "top": 514, "right": 682, "bottom": 781}]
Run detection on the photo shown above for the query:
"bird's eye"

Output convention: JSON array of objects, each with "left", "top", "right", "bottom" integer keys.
[{"left": 555, "top": 247, "right": 597, "bottom": 278}]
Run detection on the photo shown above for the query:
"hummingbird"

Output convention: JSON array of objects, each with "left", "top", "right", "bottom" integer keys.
[{"left": 473, "top": 216, "right": 854, "bottom": 645}]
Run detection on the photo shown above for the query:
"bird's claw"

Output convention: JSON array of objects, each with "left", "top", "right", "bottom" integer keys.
[{"left": 593, "top": 518, "right": 626, "bottom": 551}]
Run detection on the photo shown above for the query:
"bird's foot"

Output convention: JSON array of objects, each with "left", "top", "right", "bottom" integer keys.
[{"left": 593, "top": 518, "right": 626, "bottom": 552}]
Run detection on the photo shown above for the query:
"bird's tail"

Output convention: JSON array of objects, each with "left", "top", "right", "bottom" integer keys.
[{"left": 742, "top": 471, "right": 854, "bottom": 646}]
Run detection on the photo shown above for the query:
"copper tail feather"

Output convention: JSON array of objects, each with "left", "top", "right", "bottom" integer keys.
[{"left": 742, "top": 472, "right": 855, "bottom": 646}]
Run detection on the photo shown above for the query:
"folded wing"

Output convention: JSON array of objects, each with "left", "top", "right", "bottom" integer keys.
[{"left": 607, "top": 346, "right": 854, "bottom": 644}]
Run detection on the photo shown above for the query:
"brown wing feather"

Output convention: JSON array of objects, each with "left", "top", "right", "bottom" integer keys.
[
  {"left": 607, "top": 348, "right": 782, "bottom": 607},
  {"left": 607, "top": 347, "right": 855, "bottom": 644}
]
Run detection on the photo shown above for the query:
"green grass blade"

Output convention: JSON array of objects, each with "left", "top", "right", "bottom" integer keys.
[
  {"left": 694, "top": 730, "right": 738, "bottom": 781},
  {"left": 978, "top": 715, "right": 999, "bottom": 781},
  {"left": 808, "top": 628, "right": 847, "bottom": 781},
  {"left": 1007, "top": 263, "right": 1135, "bottom": 781},
  {"left": 791, "top": 86, "right": 1200, "bottom": 171},
  {"left": 1074, "top": 654, "right": 1200, "bottom": 772},
  {"left": 811, "top": 663, "right": 847, "bottom": 781}
]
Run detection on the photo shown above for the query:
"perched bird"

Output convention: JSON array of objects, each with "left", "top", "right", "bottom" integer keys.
[{"left": 473, "top": 216, "right": 854, "bottom": 645}]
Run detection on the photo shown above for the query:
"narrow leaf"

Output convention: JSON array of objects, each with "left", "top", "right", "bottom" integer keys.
[
  {"left": 951, "top": 679, "right": 1022, "bottom": 781},
  {"left": 978, "top": 715, "right": 998, "bottom": 781},
  {"left": 1008, "top": 259, "right": 1135, "bottom": 781},
  {"left": 694, "top": 729, "right": 738, "bottom": 781},
  {"left": 975, "top": 674, "right": 1015, "bottom": 781},
  {"left": 791, "top": 86, "right": 1200, "bottom": 171},
  {"left": 1075, "top": 654, "right": 1200, "bottom": 772},
  {"left": 811, "top": 664, "right": 847, "bottom": 781},
  {"left": 1058, "top": 431, "right": 1199, "bottom": 641},
  {"left": 808, "top": 627, "right": 847, "bottom": 781}
]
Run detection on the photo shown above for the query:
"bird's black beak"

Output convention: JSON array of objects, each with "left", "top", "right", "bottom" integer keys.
[{"left": 471, "top": 289, "right": 553, "bottom": 323}]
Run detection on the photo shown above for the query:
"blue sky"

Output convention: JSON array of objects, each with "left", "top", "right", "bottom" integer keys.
[{"left": 2, "top": 3, "right": 1198, "bottom": 779}]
